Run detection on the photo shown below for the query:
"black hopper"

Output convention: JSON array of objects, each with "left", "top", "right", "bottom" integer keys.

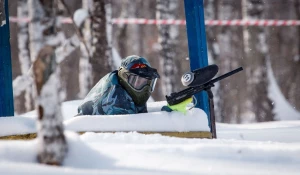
[{"left": 181, "top": 64, "right": 219, "bottom": 87}]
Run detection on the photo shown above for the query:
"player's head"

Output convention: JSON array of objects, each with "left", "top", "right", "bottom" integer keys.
[{"left": 118, "top": 55, "right": 160, "bottom": 105}]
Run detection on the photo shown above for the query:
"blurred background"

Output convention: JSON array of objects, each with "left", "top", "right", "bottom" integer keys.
[{"left": 7, "top": 0, "right": 300, "bottom": 123}]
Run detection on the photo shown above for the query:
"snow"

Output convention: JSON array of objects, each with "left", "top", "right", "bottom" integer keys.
[
  {"left": 1, "top": 20, "right": 5, "bottom": 26},
  {"left": 0, "top": 117, "right": 35, "bottom": 137},
  {"left": 0, "top": 101, "right": 209, "bottom": 136},
  {"left": 13, "top": 74, "right": 34, "bottom": 97},
  {"left": 112, "top": 47, "right": 122, "bottom": 68},
  {"left": 65, "top": 109, "right": 209, "bottom": 132},
  {"left": 1, "top": 129, "right": 300, "bottom": 175},
  {"left": 73, "top": 8, "right": 89, "bottom": 27},
  {"left": 0, "top": 100, "right": 300, "bottom": 174},
  {"left": 267, "top": 60, "right": 300, "bottom": 120}
]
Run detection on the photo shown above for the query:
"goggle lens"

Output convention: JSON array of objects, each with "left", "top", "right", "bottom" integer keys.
[{"left": 128, "top": 74, "right": 157, "bottom": 92}]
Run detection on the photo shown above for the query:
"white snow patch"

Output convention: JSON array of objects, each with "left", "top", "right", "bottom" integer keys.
[
  {"left": 73, "top": 8, "right": 89, "bottom": 27},
  {"left": 0, "top": 117, "right": 36, "bottom": 137},
  {"left": 65, "top": 108, "right": 209, "bottom": 132},
  {"left": 112, "top": 47, "right": 122, "bottom": 68},
  {"left": 267, "top": 60, "right": 300, "bottom": 120},
  {"left": 1, "top": 20, "right": 6, "bottom": 26},
  {"left": 13, "top": 74, "right": 34, "bottom": 97}
]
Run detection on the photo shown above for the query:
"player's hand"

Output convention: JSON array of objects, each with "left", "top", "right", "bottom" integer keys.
[{"left": 161, "top": 97, "right": 193, "bottom": 114}]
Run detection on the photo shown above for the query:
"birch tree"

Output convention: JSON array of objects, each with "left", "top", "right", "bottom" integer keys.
[
  {"left": 214, "top": 0, "right": 248, "bottom": 123},
  {"left": 243, "top": 0, "right": 274, "bottom": 122},
  {"left": 204, "top": 0, "right": 220, "bottom": 63},
  {"left": 28, "top": 0, "right": 67, "bottom": 165},
  {"left": 266, "top": 0, "right": 300, "bottom": 112},
  {"left": 156, "top": 0, "right": 179, "bottom": 95},
  {"left": 90, "top": 0, "right": 114, "bottom": 85},
  {"left": 117, "top": 0, "right": 143, "bottom": 57},
  {"left": 115, "top": 1, "right": 129, "bottom": 58},
  {"left": 17, "top": 0, "right": 33, "bottom": 112},
  {"left": 78, "top": 1, "right": 93, "bottom": 98}
]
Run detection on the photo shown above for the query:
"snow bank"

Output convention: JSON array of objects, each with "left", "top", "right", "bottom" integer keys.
[
  {"left": 0, "top": 117, "right": 36, "bottom": 137},
  {"left": 65, "top": 108, "right": 209, "bottom": 132},
  {"left": 0, "top": 101, "right": 209, "bottom": 137}
]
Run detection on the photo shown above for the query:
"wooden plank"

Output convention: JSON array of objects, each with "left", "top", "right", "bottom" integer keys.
[
  {"left": 0, "top": 131, "right": 212, "bottom": 140},
  {"left": 0, "top": 133, "right": 37, "bottom": 140}
]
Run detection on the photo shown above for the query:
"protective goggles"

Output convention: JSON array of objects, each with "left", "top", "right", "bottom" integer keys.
[
  {"left": 127, "top": 74, "right": 157, "bottom": 92},
  {"left": 128, "top": 63, "right": 160, "bottom": 79}
]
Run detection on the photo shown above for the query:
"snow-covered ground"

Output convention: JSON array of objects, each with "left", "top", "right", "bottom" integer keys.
[{"left": 0, "top": 101, "right": 300, "bottom": 175}]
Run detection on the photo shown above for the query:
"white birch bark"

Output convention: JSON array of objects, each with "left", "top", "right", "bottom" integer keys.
[
  {"left": 115, "top": 0, "right": 143, "bottom": 58},
  {"left": 34, "top": 46, "right": 67, "bottom": 165},
  {"left": 127, "top": 0, "right": 141, "bottom": 54},
  {"left": 243, "top": 0, "right": 274, "bottom": 122},
  {"left": 28, "top": 0, "right": 67, "bottom": 165},
  {"left": 156, "top": 0, "right": 179, "bottom": 95},
  {"left": 105, "top": 0, "right": 115, "bottom": 69},
  {"left": 215, "top": 0, "right": 248, "bottom": 123},
  {"left": 90, "top": 0, "right": 113, "bottom": 85},
  {"left": 78, "top": 0, "right": 93, "bottom": 98},
  {"left": 17, "top": 0, "right": 33, "bottom": 111},
  {"left": 28, "top": 0, "right": 45, "bottom": 62}
]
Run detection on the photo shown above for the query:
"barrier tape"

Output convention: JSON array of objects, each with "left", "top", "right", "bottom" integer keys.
[{"left": 9, "top": 17, "right": 300, "bottom": 26}]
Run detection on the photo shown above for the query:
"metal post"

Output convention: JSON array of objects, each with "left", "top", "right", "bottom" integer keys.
[
  {"left": 184, "top": 0, "right": 210, "bottom": 124},
  {"left": 206, "top": 88, "right": 217, "bottom": 138},
  {"left": 0, "top": 0, "right": 14, "bottom": 117}
]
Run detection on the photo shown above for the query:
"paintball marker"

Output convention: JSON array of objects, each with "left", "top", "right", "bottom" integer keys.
[
  {"left": 166, "top": 65, "right": 243, "bottom": 106},
  {"left": 165, "top": 65, "right": 243, "bottom": 139}
]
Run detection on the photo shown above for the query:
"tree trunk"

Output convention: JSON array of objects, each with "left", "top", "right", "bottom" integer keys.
[
  {"left": 105, "top": 0, "right": 115, "bottom": 69},
  {"left": 265, "top": 0, "right": 300, "bottom": 112},
  {"left": 243, "top": 0, "right": 274, "bottom": 122},
  {"left": 90, "top": 0, "right": 113, "bottom": 85},
  {"left": 78, "top": 0, "right": 93, "bottom": 98},
  {"left": 34, "top": 46, "right": 67, "bottom": 165},
  {"left": 156, "top": 0, "right": 179, "bottom": 95},
  {"left": 214, "top": 0, "right": 248, "bottom": 123},
  {"left": 29, "top": 0, "right": 67, "bottom": 165},
  {"left": 17, "top": 0, "right": 34, "bottom": 112}
]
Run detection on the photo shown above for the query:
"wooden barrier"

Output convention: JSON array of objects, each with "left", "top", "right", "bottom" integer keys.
[{"left": 0, "top": 131, "right": 212, "bottom": 140}]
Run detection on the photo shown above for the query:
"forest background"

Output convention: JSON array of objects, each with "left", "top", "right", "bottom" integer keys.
[{"left": 7, "top": 0, "right": 300, "bottom": 123}]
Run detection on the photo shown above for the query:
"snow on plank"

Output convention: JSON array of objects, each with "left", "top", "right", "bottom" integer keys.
[{"left": 65, "top": 108, "right": 210, "bottom": 132}]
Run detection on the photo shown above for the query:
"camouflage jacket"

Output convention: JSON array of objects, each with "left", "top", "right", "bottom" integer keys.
[{"left": 77, "top": 70, "right": 147, "bottom": 115}]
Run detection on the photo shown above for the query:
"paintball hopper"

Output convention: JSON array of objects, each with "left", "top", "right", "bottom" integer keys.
[{"left": 181, "top": 64, "right": 219, "bottom": 87}]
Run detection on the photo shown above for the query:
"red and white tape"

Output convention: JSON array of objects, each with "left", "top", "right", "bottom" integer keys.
[
  {"left": 112, "top": 19, "right": 300, "bottom": 26},
  {"left": 9, "top": 17, "right": 300, "bottom": 26},
  {"left": 204, "top": 19, "right": 300, "bottom": 26}
]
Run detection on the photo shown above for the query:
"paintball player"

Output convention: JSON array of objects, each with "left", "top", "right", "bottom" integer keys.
[{"left": 77, "top": 55, "right": 160, "bottom": 115}]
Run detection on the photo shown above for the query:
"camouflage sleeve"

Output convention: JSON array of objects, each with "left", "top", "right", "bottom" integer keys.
[
  {"left": 100, "top": 85, "right": 137, "bottom": 115},
  {"left": 77, "top": 101, "right": 94, "bottom": 115},
  {"left": 136, "top": 104, "right": 148, "bottom": 113}
]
